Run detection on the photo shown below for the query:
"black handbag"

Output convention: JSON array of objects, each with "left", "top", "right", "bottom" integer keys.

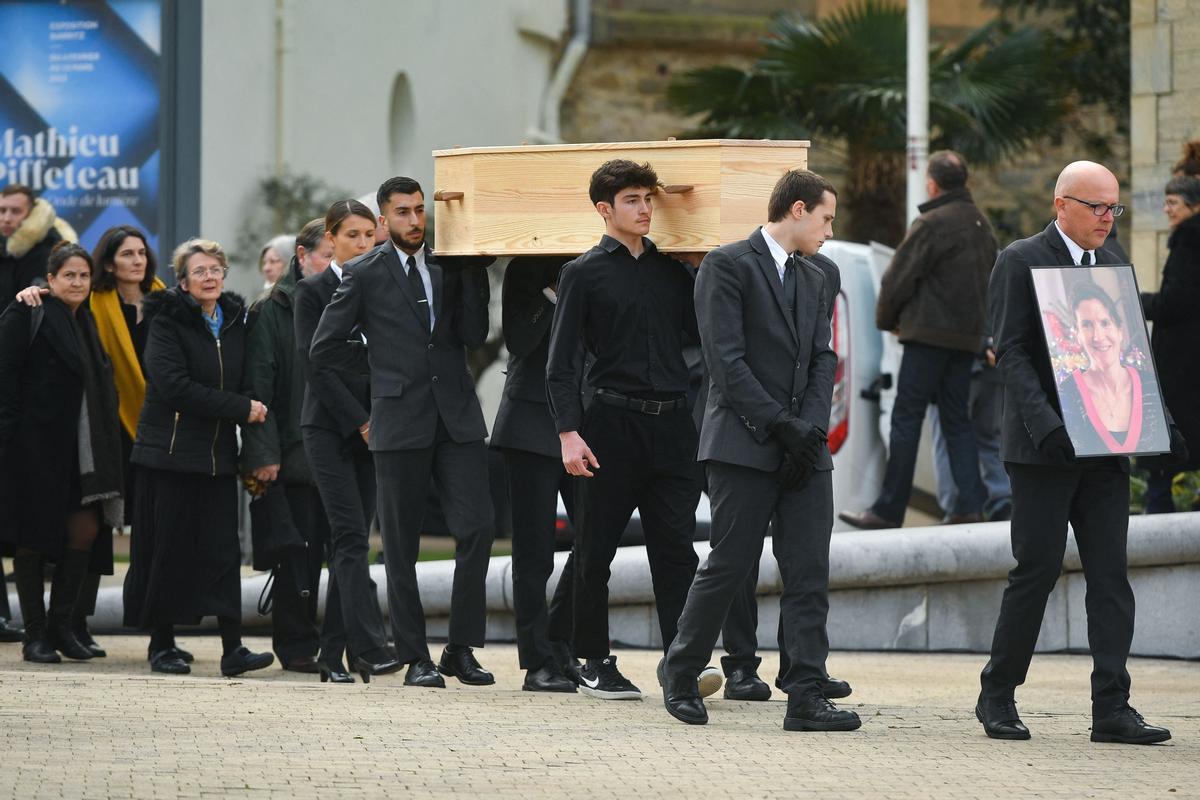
[{"left": 248, "top": 483, "right": 310, "bottom": 615}]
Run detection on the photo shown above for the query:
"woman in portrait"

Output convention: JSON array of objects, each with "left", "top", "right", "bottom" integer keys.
[
  {"left": 122, "top": 238, "right": 273, "bottom": 677},
  {"left": 1139, "top": 175, "right": 1200, "bottom": 511},
  {"left": 1059, "top": 282, "right": 1163, "bottom": 455},
  {"left": 0, "top": 243, "right": 122, "bottom": 663}
]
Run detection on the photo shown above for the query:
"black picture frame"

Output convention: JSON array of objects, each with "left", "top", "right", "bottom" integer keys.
[{"left": 1029, "top": 263, "right": 1171, "bottom": 458}]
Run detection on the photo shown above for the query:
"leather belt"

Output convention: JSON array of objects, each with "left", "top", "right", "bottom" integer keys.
[{"left": 594, "top": 388, "right": 687, "bottom": 416}]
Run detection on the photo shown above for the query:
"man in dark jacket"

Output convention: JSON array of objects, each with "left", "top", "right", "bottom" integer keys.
[
  {"left": 0, "top": 185, "right": 71, "bottom": 304},
  {"left": 841, "top": 151, "right": 995, "bottom": 529},
  {"left": 241, "top": 219, "right": 333, "bottom": 673},
  {"left": 975, "top": 160, "right": 1186, "bottom": 744}
]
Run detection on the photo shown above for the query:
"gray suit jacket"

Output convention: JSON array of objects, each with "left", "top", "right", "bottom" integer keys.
[
  {"left": 310, "top": 242, "right": 490, "bottom": 450},
  {"left": 695, "top": 228, "right": 839, "bottom": 472}
]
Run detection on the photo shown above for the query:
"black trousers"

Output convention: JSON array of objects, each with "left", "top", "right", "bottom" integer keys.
[
  {"left": 665, "top": 462, "right": 833, "bottom": 695},
  {"left": 303, "top": 426, "right": 389, "bottom": 663},
  {"left": 980, "top": 462, "right": 1133, "bottom": 716},
  {"left": 570, "top": 401, "right": 701, "bottom": 659},
  {"left": 500, "top": 448, "right": 576, "bottom": 669},
  {"left": 873, "top": 342, "right": 984, "bottom": 522},
  {"left": 270, "top": 483, "right": 332, "bottom": 664},
  {"left": 374, "top": 419, "right": 495, "bottom": 664}
]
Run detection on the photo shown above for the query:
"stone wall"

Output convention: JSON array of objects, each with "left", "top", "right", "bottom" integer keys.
[{"left": 1130, "top": 0, "right": 1200, "bottom": 291}]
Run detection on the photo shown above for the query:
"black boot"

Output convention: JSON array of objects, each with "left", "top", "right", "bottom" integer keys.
[
  {"left": 47, "top": 551, "right": 94, "bottom": 661},
  {"left": 14, "top": 554, "right": 59, "bottom": 664},
  {"left": 71, "top": 571, "right": 105, "bottom": 657}
]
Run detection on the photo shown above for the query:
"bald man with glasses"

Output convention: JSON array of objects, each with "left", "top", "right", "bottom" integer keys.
[{"left": 976, "top": 161, "right": 1186, "bottom": 745}]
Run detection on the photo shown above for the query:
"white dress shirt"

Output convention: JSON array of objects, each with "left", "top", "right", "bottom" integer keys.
[
  {"left": 1054, "top": 221, "right": 1096, "bottom": 266},
  {"left": 760, "top": 226, "right": 791, "bottom": 283},
  {"left": 395, "top": 243, "right": 436, "bottom": 329}
]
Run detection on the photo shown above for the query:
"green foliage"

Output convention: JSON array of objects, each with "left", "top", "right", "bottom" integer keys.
[
  {"left": 233, "top": 171, "right": 351, "bottom": 269},
  {"left": 1129, "top": 467, "right": 1200, "bottom": 514},
  {"left": 667, "top": 0, "right": 1072, "bottom": 245}
]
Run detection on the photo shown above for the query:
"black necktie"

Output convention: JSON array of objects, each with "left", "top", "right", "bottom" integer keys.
[
  {"left": 406, "top": 254, "right": 431, "bottom": 331},
  {"left": 1080, "top": 251, "right": 1092, "bottom": 266},
  {"left": 783, "top": 255, "right": 797, "bottom": 316}
]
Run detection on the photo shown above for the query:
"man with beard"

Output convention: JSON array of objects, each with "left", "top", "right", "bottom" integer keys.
[{"left": 310, "top": 176, "right": 495, "bottom": 689}]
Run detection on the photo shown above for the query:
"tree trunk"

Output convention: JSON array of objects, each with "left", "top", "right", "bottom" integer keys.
[{"left": 843, "top": 149, "right": 907, "bottom": 247}]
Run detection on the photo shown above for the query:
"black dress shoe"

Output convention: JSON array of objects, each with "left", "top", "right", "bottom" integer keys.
[
  {"left": 22, "top": 637, "right": 61, "bottom": 664},
  {"left": 146, "top": 645, "right": 195, "bottom": 664},
  {"left": 523, "top": 664, "right": 576, "bottom": 693},
  {"left": 350, "top": 649, "right": 403, "bottom": 684},
  {"left": 318, "top": 660, "right": 355, "bottom": 684},
  {"left": 73, "top": 626, "right": 106, "bottom": 658},
  {"left": 724, "top": 668, "right": 771, "bottom": 701},
  {"left": 149, "top": 649, "right": 190, "bottom": 675},
  {"left": 784, "top": 691, "right": 862, "bottom": 732},
  {"left": 47, "top": 620, "right": 93, "bottom": 661},
  {"left": 0, "top": 617, "right": 25, "bottom": 643},
  {"left": 281, "top": 655, "right": 320, "bottom": 674},
  {"left": 1091, "top": 706, "right": 1171, "bottom": 744},
  {"left": 438, "top": 645, "right": 495, "bottom": 686},
  {"left": 220, "top": 647, "right": 275, "bottom": 677},
  {"left": 658, "top": 659, "right": 708, "bottom": 725},
  {"left": 975, "top": 695, "right": 1031, "bottom": 740},
  {"left": 551, "top": 640, "right": 582, "bottom": 685},
  {"left": 404, "top": 659, "right": 446, "bottom": 688},
  {"left": 838, "top": 509, "right": 899, "bottom": 530}
]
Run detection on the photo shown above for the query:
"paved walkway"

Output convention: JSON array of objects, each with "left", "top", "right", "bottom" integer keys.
[{"left": 0, "top": 639, "right": 1195, "bottom": 798}]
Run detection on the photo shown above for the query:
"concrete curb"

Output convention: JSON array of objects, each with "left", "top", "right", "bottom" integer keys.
[{"left": 17, "top": 513, "right": 1199, "bottom": 657}]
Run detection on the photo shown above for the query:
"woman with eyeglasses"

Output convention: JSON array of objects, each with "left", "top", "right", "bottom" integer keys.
[
  {"left": 1138, "top": 175, "right": 1200, "bottom": 512},
  {"left": 122, "top": 238, "right": 274, "bottom": 677},
  {"left": 0, "top": 243, "right": 123, "bottom": 664}
]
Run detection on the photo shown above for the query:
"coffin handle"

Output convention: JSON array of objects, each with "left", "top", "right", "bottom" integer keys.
[
  {"left": 434, "top": 190, "right": 465, "bottom": 201},
  {"left": 661, "top": 184, "right": 694, "bottom": 194}
]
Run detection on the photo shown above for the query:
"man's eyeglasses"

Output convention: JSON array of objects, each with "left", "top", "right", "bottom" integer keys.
[
  {"left": 1064, "top": 195, "right": 1126, "bottom": 218},
  {"left": 188, "top": 266, "right": 228, "bottom": 278}
]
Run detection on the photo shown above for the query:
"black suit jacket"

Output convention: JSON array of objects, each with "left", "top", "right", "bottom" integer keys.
[
  {"left": 295, "top": 266, "right": 371, "bottom": 437},
  {"left": 695, "top": 228, "right": 838, "bottom": 472},
  {"left": 310, "top": 242, "right": 490, "bottom": 450},
  {"left": 490, "top": 257, "right": 565, "bottom": 459},
  {"left": 988, "top": 221, "right": 1127, "bottom": 467}
]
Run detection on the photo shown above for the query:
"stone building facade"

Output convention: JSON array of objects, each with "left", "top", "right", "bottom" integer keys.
[{"left": 1130, "top": 0, "right": 1200, "bottom": 290}]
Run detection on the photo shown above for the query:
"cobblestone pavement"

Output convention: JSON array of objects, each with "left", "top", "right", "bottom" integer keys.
[{"left": 0, "top": 638, "right": 1195, "bottom": 798}]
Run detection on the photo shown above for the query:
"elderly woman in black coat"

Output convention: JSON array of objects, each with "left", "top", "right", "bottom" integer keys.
[
  {"left": 122, "top": 238, "right": 273, "bottom": 676},
  {"left": 0, "top": 243, "right": 123, "bottom": 663},
  {"left": 1140, "top": 175, "right": 1200, "bottom": 512}
]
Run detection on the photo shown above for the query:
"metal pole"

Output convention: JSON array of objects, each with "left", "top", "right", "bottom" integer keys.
[{"left": 906, "top": 0, "right": 929, "bottom": 227}]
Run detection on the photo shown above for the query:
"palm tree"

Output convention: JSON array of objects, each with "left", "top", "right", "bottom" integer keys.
[{"left": 667, "top": 0, "right": 1070, "bottom": 245}]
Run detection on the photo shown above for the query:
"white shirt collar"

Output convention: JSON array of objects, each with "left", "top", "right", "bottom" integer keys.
[
  {"left": 394, "top": 243, "right": 425, "bottom": 272},
  {"left": 759, "top": 226, "right": 791, "bottom": 279},
  {"left": 1053, "top": 221, "right": 1095, "bottom": 266},
  {"left": 329, "top": 260, "right": 343, "bottom": 281}
]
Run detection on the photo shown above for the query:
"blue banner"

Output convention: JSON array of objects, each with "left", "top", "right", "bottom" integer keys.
[{"left": 0, "top": 0, "right": 162, "bottom": 252}]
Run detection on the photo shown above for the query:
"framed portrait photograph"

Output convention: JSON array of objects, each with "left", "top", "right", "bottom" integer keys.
[{"left": 1030, "top": 264, "right": 1171, "bottom": 458}]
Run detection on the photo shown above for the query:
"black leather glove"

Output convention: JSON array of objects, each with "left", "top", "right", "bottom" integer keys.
[
  {"left": 1168, "top": 425, "right": 1190, "bottom": 466},
  {"left": 778, "top": 453, "right": 813, "bottom": 492},
  {"left": 770, "top": 415, "right": 826, "bottom": 469},
  {"left": 1037, "top": 426, "right": 1076, "bottom": 465}
]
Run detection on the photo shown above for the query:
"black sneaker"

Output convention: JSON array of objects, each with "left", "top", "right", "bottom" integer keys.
[{"left": 578, "top": 656, "right": 642, "bottom": 700}]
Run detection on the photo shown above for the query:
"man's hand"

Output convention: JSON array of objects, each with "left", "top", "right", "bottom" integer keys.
[
  {"left": 770, "top": 415, "right": 826, "bottom": 469},
  {"left": 247, "top": 400, "right": 268, "bottom": 424},
  {"left": 985, "top": 347, "right": 997, "bottom": 368},
  {"left": 1037, "top": 426, "right": 1075, "bottom": 465},
  {"left": 675, "top": 252, "right": 706, "bottom": 269},
  {"left": 252, "top": 464, "right": 280, "bottom": 483},
  {"left": 560, "top": 430, "right": 599, "bottom": 477},
  {"left": 15, "top": 286, "right": 48, "bottom": 307},
  {"left": 359, "top": 420, "right": 370, "bottom": 446},
  {"left": 778, "top": 453, "right": 813, "bottom": 491}
]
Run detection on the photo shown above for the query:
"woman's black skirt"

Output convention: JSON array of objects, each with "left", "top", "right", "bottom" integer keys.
[{"left": 122, "top": 466, "right": 241, "bottom": 628}]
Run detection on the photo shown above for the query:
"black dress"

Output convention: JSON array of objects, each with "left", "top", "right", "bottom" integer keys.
[{"left": 118, "top": 299, "right": 148, "bottom": 524}]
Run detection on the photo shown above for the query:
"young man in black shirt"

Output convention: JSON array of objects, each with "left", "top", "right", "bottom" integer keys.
[{"left": 546, "top": 159, "right": 718, "bottom": 700}]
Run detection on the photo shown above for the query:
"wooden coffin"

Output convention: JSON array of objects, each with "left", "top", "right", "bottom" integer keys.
[{"left": 431, "top": 139, "right": 810, "bottom": 255}]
